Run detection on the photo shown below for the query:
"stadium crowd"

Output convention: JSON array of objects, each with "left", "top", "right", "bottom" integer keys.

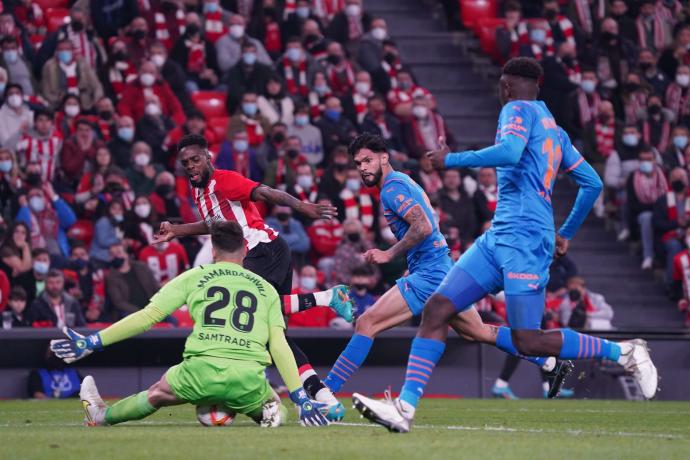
[{"left": 0, "top": 0, "right": 618, "bottom": 334}]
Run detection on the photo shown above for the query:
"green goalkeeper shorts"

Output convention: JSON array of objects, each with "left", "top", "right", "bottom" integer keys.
[{"left": 166, "top": 356, "right": 274, "bottom": 415}]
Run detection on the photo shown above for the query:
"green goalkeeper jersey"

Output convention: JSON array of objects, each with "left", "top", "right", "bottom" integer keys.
[{"left": 149, "top": 261, "right": 285, "bottom": 366}]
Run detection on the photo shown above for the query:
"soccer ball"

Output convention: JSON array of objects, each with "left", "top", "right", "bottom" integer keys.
[{"left": 196, "top": 405, "right": 236, "bottom": 426}]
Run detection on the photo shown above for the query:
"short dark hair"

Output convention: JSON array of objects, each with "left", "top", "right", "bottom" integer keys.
[
  {"left": 177, "top": 133, "right": 208, "bottom": 153},
  {"left": 505, "top": 1, "right": 521, "bottom": 13},
  {"left": 47, "top": 269, "right": 64, "bottom": 280},
  {"left": 348, "top": 132, "right": 388, "bottom": 157},
  {"left": 4, "top": 82, "right": 22, "bottom": 99},
  {"left": 502, "top": 57, "right": 543, "bottom": 81},
  {"left": 9, "top": 286, "right": 27, "bottom": 301},
  {"left": 34, "top": 108, "right": 54, "bottom": 123},
  {"left": 186, "top": 109, "right": 206, "bottom": 121},
  {"left": 1, "top": 36, "right": 16, "bottom": 47},
  {"left": 638, "top": 144, "right": 654, "bottom": 154},
  {"left": 32, "top": 248, "right": 49, "bottom": 258},
  {"left": 210, "top": 221, "right": 245, "bottom": 254}
]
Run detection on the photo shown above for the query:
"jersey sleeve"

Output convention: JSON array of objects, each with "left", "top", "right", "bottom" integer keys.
[
  {"left": 265, "top": 285, "right": 286, "bottom": 330},
  {"left": 149, "top": 268, "right": 194, "bottom": 315},
  {"left": 216, "top": 170, "right": 260, "bottom": 201},
  {"left": 498, "top": 101, "right": 533, "bottom": 149},
  {"left": 558, "top": 128, "right": 585, "bottom": 173},
  {"left": 380, "top": 179, "right": 418, "bottom": 219}
]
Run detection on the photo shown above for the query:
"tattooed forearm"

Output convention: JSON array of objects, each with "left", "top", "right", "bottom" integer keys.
[{"left": 387, "top": 204, "right": 432, "bottom": 259}]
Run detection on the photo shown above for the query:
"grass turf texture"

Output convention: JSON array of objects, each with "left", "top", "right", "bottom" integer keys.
[{"left": 1, "top": 399, "right": 689, "bottom": 460}]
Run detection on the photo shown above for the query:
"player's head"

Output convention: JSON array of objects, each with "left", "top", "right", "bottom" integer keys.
[
  {"left": 178, "top": 134, "right": 212, "bottom": 188},
  {"left": 499, "top": 57, "right": 542, "bottom": 105},
  {"left": 349, "top": 133, "right": 390, "bottom": 187},
  {"left": 210, "top": 221, "right": 247, "bottom": 262}
]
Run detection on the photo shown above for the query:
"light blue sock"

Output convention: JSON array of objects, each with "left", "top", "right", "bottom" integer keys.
[
  {"left": 495, "top": 326, "right": 547, "bottom": 367},
  {"left": 324, "top": 334, "right": 374, "bottom": 392},
  {"left": 559, "top": 329, "right": 621, "bottom": 361},
  {"left": 399, "top": 337, "right": 445, "bottom": 408}
]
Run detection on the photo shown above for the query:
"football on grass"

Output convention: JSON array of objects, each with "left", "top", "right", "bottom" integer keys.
[{"left": 196, "top": 405, "right": 236, "bottom": 426}]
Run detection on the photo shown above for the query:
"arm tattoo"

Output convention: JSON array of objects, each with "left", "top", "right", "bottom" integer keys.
[{"left": 387, "top": 204, "right": 432, "bottom": 259}]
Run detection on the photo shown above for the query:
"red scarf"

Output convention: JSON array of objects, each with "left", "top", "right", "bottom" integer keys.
[
  {"left": 155, "top": 9, "right": 185, "bottom": 49},
  {"left": 185, "top": 40, "right": 206, "bottom": 74},
  {"left": 340, "top": 188, "right": 374, "bottom": 229},
  {"left": 98, "top": 119, "right": 112, "bottom": 142},
  {"left": 264, "top": 20, "right": 282, "bottom": 54},
  {"left": 517, "top": 21, "right": 554, "bottom": 60},
  {"left": 29, "top": 204, "right": 59, "bottom": 250},
  {"left": 665, "top": 83, "right": 690, "bottom": 120},
  {"left": 108, "top": 60, "right": 137, "bottom": 99},
  {"left": 633, "top": 167, "right": 668, "bottom": 204},
  {"left": 313, "top": 0, "right": 344, "bottom": 21},
  {"left": 412, "top": 113, "right": 446, "bottom": 152},
  {"left": 232, "top": 150, "right": 249, "bottom": 177},
  {"left": 577, "top": 90, "right": 601, "bottom": 126},
  {"left": 294, "top": 183, "right": 318, "bottom": 203},
  {"left": 381, "top": 60, "right": 402, "bottom": 89},
  {"left": 242, "top": 116, "right": 265, "bottom": 146},
  {"left": 204, "top": 10, "right": 227, "bottom": 44},
  {"left": 308, "top": 91, "right": 330, "bottom": 118},
  {"left": 642, "top": 118, "right": 671, "bottom": 153},
  {"left": 594, "top": 120, "right": 615, "bottom": 159},
  {"left": 60, "top": 60, "right": 79, "bottom": 96},
  {"left": 479, "top": 184, "right": 498, "bottom": 212},
  {"left": 662, "top": 191, "right": 690, "bottom": 242},
  {"left": 636, "top": 15, "right": 667, "bottom": 51},
  {"left": 283, "top": 57, "right": 309, "bottom": 97},
  {"left": 353, "top": 92, "right": 370, "bottom": 124},
  {"left": 327, "top": 62, "right": 355, "bottom": 95},
  {"left": 67, "top": 26, "right": 96, "bottom": 67}
]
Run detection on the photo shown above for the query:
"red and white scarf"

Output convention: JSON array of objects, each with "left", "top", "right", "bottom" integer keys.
[
  {"left": 381, "top": 59, "right": 402, "bottom": 89},
  {"left": 549, "top": 15, "right": 576, "bottom": 48},
  {"left": 665, "top": 83, "right": 690, "bottom": 119},
  {"left": 353, "top": 92, "right": 370, "bottom": 124},
  {"left": 312, "top": 0, "right": 345, "bottom": 21},
  {"left": 642, "top": 118, "right": 671, "bottom": 153},
  {"left": 308, "top": 91, "right": 330, "bottom": 119},
  {"left": 67, "top": 27, "right": 96, "bottom": 68},
  {"left": 60, "top": 60, "right": 79, "bottom": 96},
  {"left": 155, "top": 9, "right": 185, "bottom": 49},
  {"left": 479, "top": 184, "right": 498, "bottom": 212},
  {"left": 185, "top": 40, "right": 206, "bottom": 74},
  {"left": 412, "top": 113, "right": 446, "bottom": 151},
  {"left": 636, "top": 15, "right": 667, "bottom": 51},
  {"left": 662, "top": 191, "right": 690, "bottom": 242},
  {"left": 29, "top": 205, "right": 59, "bottom": 250},
  {"left": 18, "top": 133, "right": 61, "bottom": 183},
  {"left": 108, "top": 60, "right": 137, "bottom": 99},
  {"left": 347, "top": 14, "right": 363, "bottom": 41},
  {"left": 624, "top": 92, "right": 647, "bottom": 124},
  {"left": 594, "top": 120, "right": 615, "bottom": 159},
  {"left": 577, "top": 90, "right": 601, "bottom": 126},
  {"left": 204, "top": 10, "right": 227, "bottom": 44},
  {"left": 327, "top": 62, "right": 355, "bottom": 94},
  {"left": 633, "top": 167, "right": 668, "bottom": 204},
  {"left": 294, "top": 183, "right": 318, "bottom": 203},
  {"left": 517, "top": 21, "right": 554, "bottom": 61},
  {"left": 98, "top": 119, "right": 112, "bottom": 142},
  {"left": 283, "top": 57, "right": 309, "bottom": 97},
  {"left": 340, "top": 188, "right": 374, "bottom": 229},
  {"left": 676, "top": 251, "right": 690, "bottom": 300}
]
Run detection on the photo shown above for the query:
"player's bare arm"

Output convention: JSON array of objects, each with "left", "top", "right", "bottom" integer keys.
[
  {"left": 153, "top": 220, "right": 209, "bottom": 244},
  {"left": 426, "top": 135, "right": 451, "bottom": 170},
  {"left": 364, "top": 204, "right": 432, "bottom": 264},
  {"left": 251, "top": 184, "right": 337, "bottom": 220},
  {"left": 555, "top": 234, "right": 569, "bottom": 258}
]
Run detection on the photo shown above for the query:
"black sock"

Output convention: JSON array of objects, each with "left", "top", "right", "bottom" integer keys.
[
  {"left": 296, "top": 293, "right": 317, "bottom": 311},
  {"left": 499, "top": 355, "right": 521, "bottom": 382},
  {"left": 286, "top": 336, "right": 326, "bottom": 398}
]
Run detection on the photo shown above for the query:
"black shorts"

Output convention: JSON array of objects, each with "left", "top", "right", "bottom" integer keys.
[{"left": 243, "top": 236, "right": 293, "bottom": 295}]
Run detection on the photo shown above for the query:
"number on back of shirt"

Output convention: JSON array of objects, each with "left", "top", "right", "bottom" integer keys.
[{"left": 203, "top": 286, "right": 258, "bottom": 333}]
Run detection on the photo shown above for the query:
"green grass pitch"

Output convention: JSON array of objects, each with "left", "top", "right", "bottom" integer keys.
[{"left": 1, "top": 398, "right": 689, "bottom": 460}]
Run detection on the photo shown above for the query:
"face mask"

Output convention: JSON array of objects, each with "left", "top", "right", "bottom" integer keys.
[
  {"left": 242, "top": 51, "right": 256, "bottom": 65},
  {"left": 71, "top": 258, "right": 88, "bottom": 271},
  {"left": 57, "top": 50, "right": 73, "bottom": 64},
  {"left": 355, "top": 81, "right": 370, "bottom": 95},
  {"left": 26, "top": 173, "right": 41, "bottom": 187},
  {"left": 134, "top": 153, "right": 150, "bottom": 166},
  {"left": 622, "top": 133, "right": 639, "bottom": 147},
  {"left": 33, "top": 261, "right": 49, "bottom": 275},
  {"left": 324, "top": 109, "right": 340, "bottom": 122},
  {"left": 371, "top": 27, "right": 387, "bottom": 41},
  {"left": 156, "top": 184, "right": 173, "bottom": 196},
  {"left": 151, "top": 54, "right": 166, "bottom": 68},
  {"left": 135, "top": 203, "right": 151, "bottom": 218},
  {"left": 346, "top": 178, "right": 361, "bottom": 192},
  {"left": 327, "top": 54, "right": 342, "bottom": 65},
  {"left": 384, "top": 52, "right": 397, "bottom": 64},
  {"left": 272, "top": 132, "right": 286, "bottom": 144},
  {"left": 581, "top": 80, "right": 596, "bottom": 93},
  {"left": 7, "top": 94, "right": 22, "bottom": 109},
  {"left": 3, "top": 49, "right": 17, "bottom": 63},
  {"left": 140, "top": 73, "right": 156, "bottom": 87},
  {"left": 568, "top": 288, "right": 581, "bottom": 302},
  {"left": 110, "top": 257, "right": 125, "bottom": 269},
  {"left": 398, "top": 80, "right": 412, "bottom": 90},
  {"left": 530, "top": 29, "right": 546, "bottom": 43},
  {"left": 145, "top": 103, "right": 161, "bottom": 117},
  {"left": 64, "top": 104, "right": 80, "bottom": 117},
  {"left": 230, "top": 25, "right": 245, "bottom": 39},
  {"left": 677, "top": 74, "right": 690, "bottom": 87},
  {"left": 672, "top": 179, "right": 686, "bottom": 193},
  {"left": 353, "top": 283, "right": 368, "bottom": 293},
  {"left": 99, "top": 110, "right": 113, "bottom": 121},
  {"left": 112, "top": 213, "right": 124, "bottom": 223},
  {"left": 412, "top": 105, "right": 428, "bottom": 119},
  {"left": 648, "top": 105, "right": 661, "bottom": 116},
  {"left": 639, "top": 161, "right": 654, "bottom": 174},
  {"left": 296, "top": 6, "right": 310, "bottom": 18},
  {"left": 297, "top": 175, "right": 313, "bottom": 189},
  {"left": 286, "top": 148, "right": 300, "bottom": 159},
  {"left": 345, "top": 4, "right": 361, "bottom": 16},
  {"left": 204, "top": 2, "right": 219, "bottom": 13},
  {"left": 639, "top": 62, "right": 653, "bottom": 72},
  {"left": 233, "top": 139, "right": 248, "bottom": 151},
  {"left": 118, "top": 127, "right": 134, "bottom": 142},
  {"left": 674, "top": 135, "right": 688, "bottom": 149},
  {"left": 113, "top": 50, "right": 127, "bottom": 62},
  {"left": 295, "top": 114, "right": 309, "bottom": 126},
  {"left": 314, "top": 84, "right": 328, "bottom": 95},
  {"left": 71, "top": 20, "right": 84, "bottom": 32},
  {"left": 276, "top": 212, "right": 290, "bottom": 221},
  {"left": 300, "top": 276, "right": 317, "bottom": 290},
  {"left": 286, "top": 47, "right": 302, "bottom": 62},
  {"left": 242, "top": 102, "right": 257, "bottom": 116},
  {"left": 334, "top": 162, "right": 348, "bottom": 172},
  {"left": 29, "top": 196, "right": 45, "bottom": 213},
  {"left": 347, "top": 233, "right": 361, "bottom": 243},
  {"left": 0, "top": 160, "right": 11, "bottom": 172},
  {"left": 132, "top": 29, "right": 147, "bottom": 41}
]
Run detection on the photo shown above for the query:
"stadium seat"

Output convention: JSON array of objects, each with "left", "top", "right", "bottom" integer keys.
[
  {"left": 67, "top": 220, "right": 94, "bottom": 247},
  {"left": 460, "top": 0, "right": 498, "bottom": 32},
  {"left": 476, "top": 18, "right": 506, "bottom": 64},
  {"left": 208, "top": 116, "right": 229, "bottom": 141},
  {"left": 35, "top": 0, "right": 70, "bottom": 10},
  {"left": 46, "top": 8, "right": 70, "bottom": 33},
  {"left": 191, "top": 91, "right": 228, "bottom": 119}
]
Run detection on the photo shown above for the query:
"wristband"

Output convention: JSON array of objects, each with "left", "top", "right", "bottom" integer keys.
[
  {"left": 81, "top": 332, "right": 104, "bottom": 351},
  {"left": 289, "top": 388, "right": 309, "bottom": 405}
]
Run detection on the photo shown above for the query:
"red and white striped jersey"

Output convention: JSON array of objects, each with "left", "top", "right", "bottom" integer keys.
[
  {"left": 139, "top": 241, "right": 190, "bottom": 285},
  {"left": 16, "top": 133, "right": 63, "bottom": 183},
  {"left": 192, "top": 170, "right": 278, "bottom": 250}
]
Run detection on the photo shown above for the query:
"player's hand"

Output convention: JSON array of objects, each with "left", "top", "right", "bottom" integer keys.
[
  {"left": 426, "top": 135, "right": 451, "bottom": 170},
  {"left": 555, "top": 234, "right": 569, "bottom": 258},
  {"left": 153, "top": 221, "right": 176, "bottom": 244},
  {"left": 364, "top": 248, "right": 392, "bottom": 264},
  {"left": 50, "top": 327, "right": 103, "bottom": 364},
  {"left": 299, "top": 202, "right": 338, "bottom": 220},
  {"left": 289, "top": 388, "right": 330, "bottom": 427}
]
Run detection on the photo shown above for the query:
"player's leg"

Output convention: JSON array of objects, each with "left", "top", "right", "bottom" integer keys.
[
  {"left": 324, "top": 284, "right": 413, "bottom": 394},
  {"left": 283, "top": 286, "right": 354, "bottom": 322},
  {"left": 492, "top": 355, "right": 521, "bottom": 399}
]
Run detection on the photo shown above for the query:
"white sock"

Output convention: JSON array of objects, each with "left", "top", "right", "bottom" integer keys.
[
  {"left": 494, "top": 378, "right": 509, "bottom": 389},
  {"left": 313, "top": 289, "right": 334, "bottom": 306},
  {"left": 541, "top": 357, "right": 556, "bottom": 372},
  {"left": 315, "top": 387, "right": 338, "bottom": 405},
  {"left": 398, "top": 399, "right": 416, "bottom": 419},
  {"left": 616, "top": 341, "right": 634, "bottom": 365},
  {"left": 542, "top": 381, "right": 550, "bottom": 393}
]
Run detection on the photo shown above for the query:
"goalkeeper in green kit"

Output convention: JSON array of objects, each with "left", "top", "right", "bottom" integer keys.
[{"left": 50, "top": 221, "right": 329, "bottom": 427}]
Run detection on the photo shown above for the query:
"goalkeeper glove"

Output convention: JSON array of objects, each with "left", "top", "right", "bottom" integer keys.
[
  {"left": 50, "top": 327, "right": 103, "bottom": 363},
  {"left": 289, "top": 388, "right": 329, "bottom": 427}
]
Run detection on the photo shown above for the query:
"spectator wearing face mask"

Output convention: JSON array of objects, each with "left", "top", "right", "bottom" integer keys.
[
  {"left": 123, "top": 16, "right": 155, "bottom": 66},
  {"left": 0, "top": 83, "right": 33, "bottom": 150},
  {"left": 324, "top": 41, "right": 357, "bottom": 97},
  {"left": 126, "top": 142, "right": 164, "bottom": 196},
  {"left": 403, "top": 94, "right": 455, "bottom": 159},
  {"left": 60, "top": 119, "right": 104, "bottom": 189},
  {"left": 90, "top": 200, "right": 127, "bottom": 267},
  {"left": 170, "top": 21, "right": 220, "bottom": 92},
  {"left": 55, "top": 94, "right": 82, "bottom": 139},
  {"left": 257, "top": 74, "right": 296, "bottom": 126},
  {"left": 265, "top": 205, "right": 311, "bottom": 266},
  {"left": 228, "top": 92, "right": 271, "bottom": 148},
  {"left": 334, "top": 218, "right": 379, "bottom": 285},
  {"left": 215, "top": 131, "right": 263, "bottom": 182},
  {"left": 638, "top": 48, "right": 668, "bottom": 97},
  {"left": 118, "top": 61, "right": 185, "bottom": 126},
  {"left": 339, "top": 166, "right": 376, "bottom": 232},
  {"left": 626, "top": 146, "right": 669, "bottom": 269},
  {"left": 94, "top": 97, "right": 117, "bottom": 142},
  {"left": 289, "top": 162, "right": 319, "bottom": 220},
  {"left": 341, "top": 70, "right": 374, "bottom": 126},
  {"left": 605, "top": 125, "right": 646, "bottom": 225},
  {"left": 16, "top": 109, "right": 62, "bottom": 185},
  {"left": 0, "top": 36, "right": 37, "bottom": 96},
  {"left": 123, "top": 195, "right": 159, "bottom": 252},
  {"left": 282, "top": 1, "right": 318, "bottom": 45},
  {"left": 302, "top": 19, "right": 329, "bottom": 63},
  {"left": 40, "top": 38, "right": 103, "bottom": 112},
  {"left": 542, "top": 0, "right": 576, "bottom": 49},
  {"left": 587, "top": 18, "right": 636, "bottom": 92},
  {"left": 164, "top": 111, "right": 218, "bottom": 165},
  {"left": 658, "top": 23, "right": 690, "bottom": 81},
  {"left": 360, "top": 94, "right": 404, "bottom": 153},
  {"left": 138, "top": 238, "right": 189, "bottom": 285},
  {"left": 653, "top": 168, "right": 690, "bottom": 287},
  {"left": 326, "top": 0, "right": 371, "bottom": 48},
  {"left": 201, "top": 0, "right": 231, "bottom": 45},
  {"left": 135, "top": 96, "right": 175, "bottom": 165},
  {"left": 66, "top": 242, "right": 106, "bottom": 323},
  {"left": 665, "top": 65, "right": 690, "bottom": 126},
  {"left": 386, "top": 70, "right": 431, "bottom": 120},
  {"left": 318, "top": 146, "right": 351, "bottom": 211},
  {"left": 264, "top": 135, "right": 308, "bottom": 190},
  {"left": 288, "top": 104, "right": 324, "bottom": 166},
  {"left": 216, "top": 14, "right": 272, "bottom": 75},
  {"left": 108, "top": 116, "right": 136, "bottom": 169},
  {"left": 28, "top": 248, "right": 51, "bottom": 305},
  {"left": 349, "top": 265, "right": 377, "bottom": 317},
  {"left": 0, "top": 147, "right": 20, "bottom": 219},
  {"left": 663, "top": 125, "right": 690, "bottom": 170},
  {"left": 149, "top": 171, "right": 196, "bottom": 224},
  {"left": 16, "top": 183, "right": 76, "bottom": 260},
  {"left": 148, "top": 41, "right": 193, "bottom": 114},
  {"left": 583, "top": 100, "right": 621, "bottom": 168},
  {"left": 279, "top": 37, "right": 319, "bottom": 100},
  {"left": 27, "top": 269, "right": 85, "bottom": 328},
  {"left": 635, "top": 0, "right": 672, "bottom": 54},
  {"left": 287, "top": 265, "right": 346, "bottom": 328},
  {"left": 224, "top": 42, "right": 273, "bottom": 112},
  {"left": 315, "top": 97, "right": 357, "bottom": 157},
  {"left": 540, "top": 42, "right": 580, "bottom": 130},
  {"left": 671, "top": 226, "right": 690, "bottom": 327},
  {"left": 305, "top": 195, "right": 342, "bottom": 279},
  {"left": 74, "top": 147, "right": 114, "bottom": 216},
  {"left": 439, "top": 169, "right": 492, "bottom": 247},
  {"left": 307, "top": 71, "right": 333, "bottom": 120},
  {"left": 622, "top": 73, "right": 652, "bottom": 125},
  {"left": 572, "top": 70, "right": 601, "bottom": 137},
  {"left": 101, "top": 38, "right": 138, "bottom": 102},
  {"left": 357, "top": 17, "right": 388, "bottom": 74},
  {"left": 640, "top": 95, "right": 673, "bottom": 154},
  {"left": 105, "top": 241, "right": 160, "bottom": 318}
]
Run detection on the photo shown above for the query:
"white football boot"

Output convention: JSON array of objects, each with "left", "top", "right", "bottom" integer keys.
[
  {"left": 352, "top": 391, "right": 412, "bottom": 433},
  {"left": 79, "top": 375, "right": 108, "bottom": 426},
  {"left": 618, "top": 339, "right": 659, "bottom": 399}
]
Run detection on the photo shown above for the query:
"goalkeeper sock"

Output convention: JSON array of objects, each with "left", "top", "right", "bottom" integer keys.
[
  {"left": 105, "top": 391, "right": 157, "bottom": 425},
  {"left": 324, "top": 334, "right": 373, "bottom": 392}
]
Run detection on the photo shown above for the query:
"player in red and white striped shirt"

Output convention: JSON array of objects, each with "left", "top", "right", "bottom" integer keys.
[{"left": 154, "top": 134, "right": 352, "bottom": 417}]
